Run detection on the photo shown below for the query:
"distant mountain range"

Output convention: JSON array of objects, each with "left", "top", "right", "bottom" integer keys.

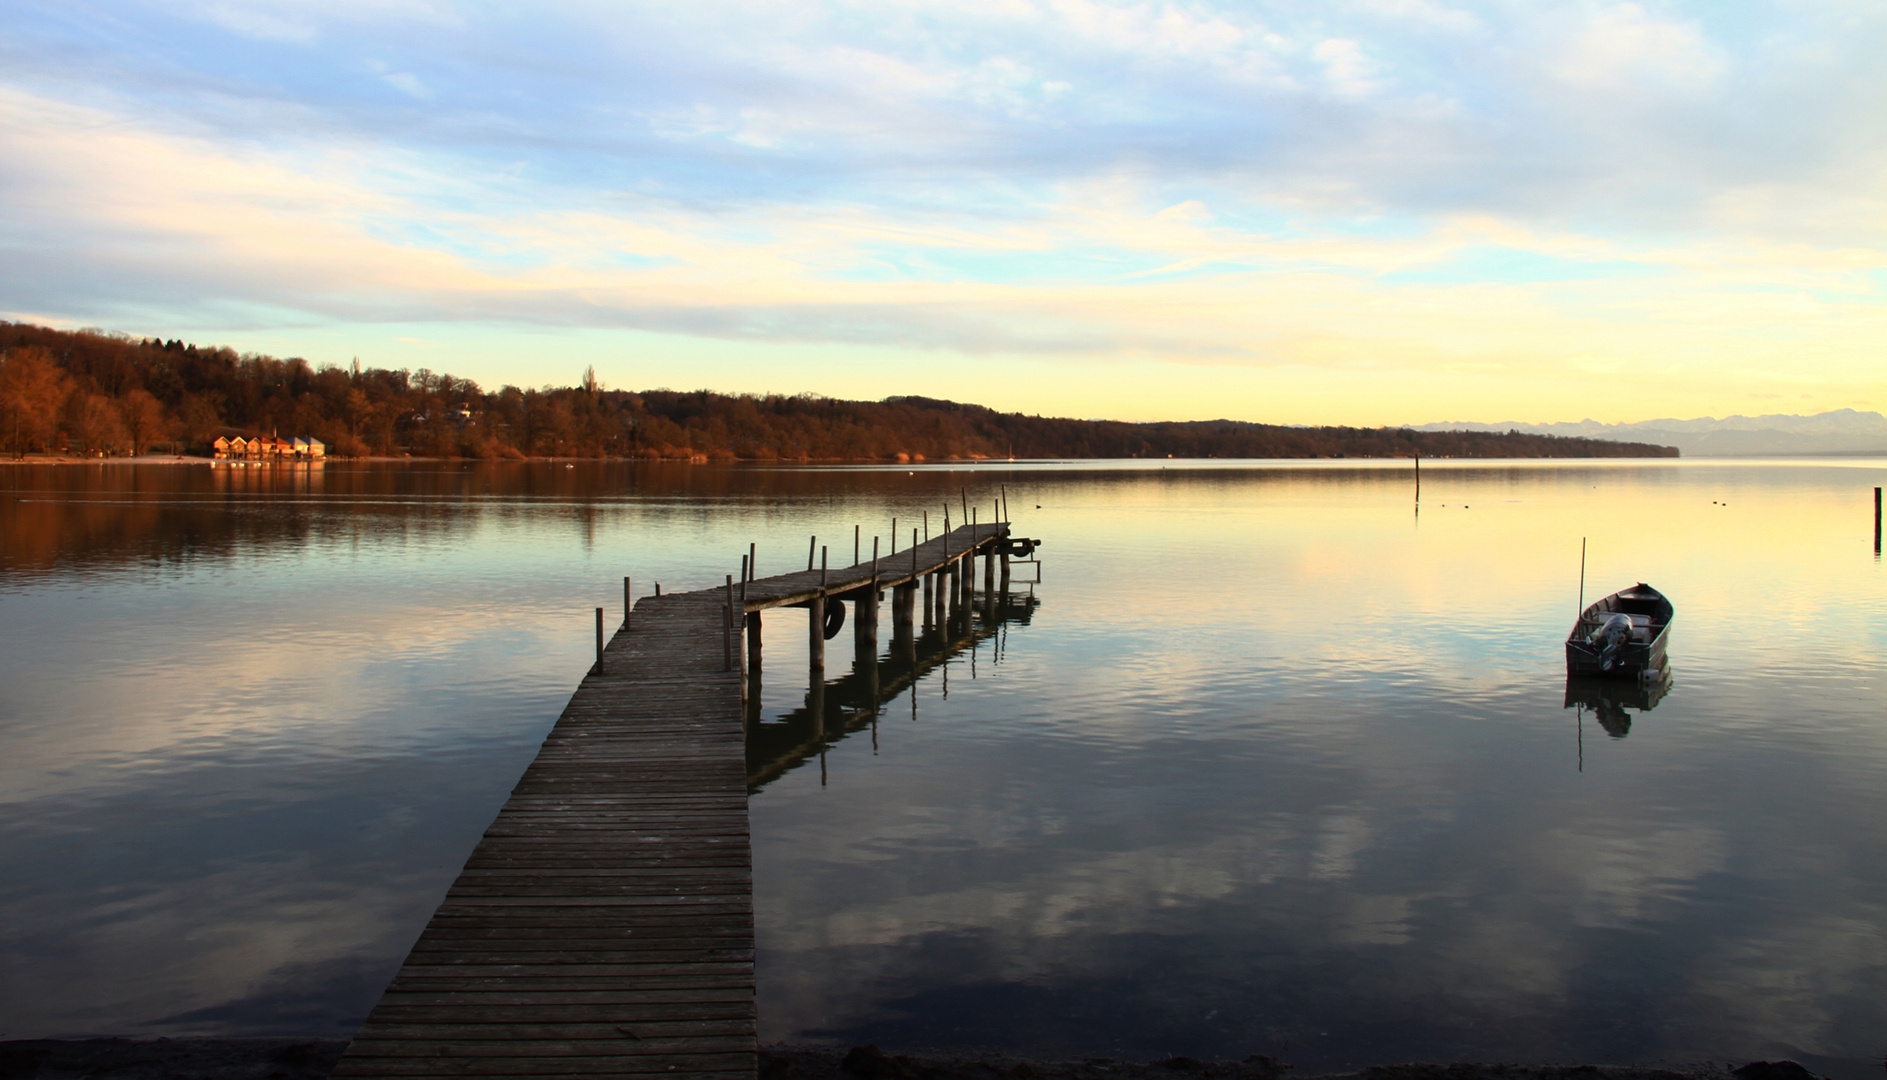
[{"left": 1414, "top": 409, "right": 1887, "bottom": 457}]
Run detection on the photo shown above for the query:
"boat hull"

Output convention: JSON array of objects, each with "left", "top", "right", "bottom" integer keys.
[{"left": 1566, "top": 583, "right": 1673, "bottom": 678}]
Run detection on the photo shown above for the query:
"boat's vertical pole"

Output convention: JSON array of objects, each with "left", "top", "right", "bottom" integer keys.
[{"left": 1577, "top": 537, "right": 1587, "bottom": 629}]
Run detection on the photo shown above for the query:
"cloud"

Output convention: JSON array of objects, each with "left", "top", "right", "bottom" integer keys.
[{"left": 1, "top": 1, "right": 1883, "bottom": 420}]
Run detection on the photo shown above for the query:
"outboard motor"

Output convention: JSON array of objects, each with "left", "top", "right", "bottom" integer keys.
[{"left": 1589, "top": 612, "right": 1633, "bottom": 671}]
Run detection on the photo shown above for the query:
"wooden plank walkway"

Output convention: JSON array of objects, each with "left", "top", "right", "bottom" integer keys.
[
  {"left": 742, "top": 523, "right": 1007, "bottom": 607},
  {"left": 335, "top": 523, "right": 1007, "bottom": 1080}
]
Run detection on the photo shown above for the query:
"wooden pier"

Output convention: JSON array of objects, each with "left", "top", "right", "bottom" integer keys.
[{"left": 335, "top": 521, "right": 1014, "bottom": 1080}]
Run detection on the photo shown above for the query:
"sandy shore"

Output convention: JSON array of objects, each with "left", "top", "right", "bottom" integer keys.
[{"left": 0, "top": 1040, "right": 1829, "bottom": 1080}]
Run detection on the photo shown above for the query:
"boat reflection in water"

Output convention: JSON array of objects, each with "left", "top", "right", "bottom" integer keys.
[
  {"left": 1565, "top": 664, "right": 1674, "bottom": 739},
  {"left": 745, "top": 589, "right": 1041, "bottom": 791}
]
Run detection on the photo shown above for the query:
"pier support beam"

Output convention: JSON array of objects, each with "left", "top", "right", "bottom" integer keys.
[
  {"left": 921, "top": 573, "right": 933, "bottom": 631},
  {"left": 854, "top": 581, "right": 879, "bottom": 662},
  {"left": 946, "top": 561, "right": 960, "bottom": 625},
  {"left": 808, "top": 594, "right": 826, "bottom": 677},
  {"left": 892, "top": 581, "right": 915, "bottom": 642}
]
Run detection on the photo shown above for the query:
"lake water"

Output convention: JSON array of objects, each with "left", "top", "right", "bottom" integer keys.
[{"left": 2, "top": 459, "right": 1884, "bottom": 1074}]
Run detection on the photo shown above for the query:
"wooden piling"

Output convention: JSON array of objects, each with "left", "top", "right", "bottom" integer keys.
[
  {"left": 1876, "top": 486, "right": 1882, "bottom": 552},
  {"left": 622, "top": 576, "right": 632, "bottom": 630},
  {"left": 807, "top": 535, "right": 817, "bottom": 571},
  {"left": 594, "top": 606, "right": 604, "bottom": 674},
  {"left": 809, "top": 592, "right": 826, "bottom": 673},
  {"left": 893, "top": 581, "right": 914, "bottom": 641},
  {"left": 723, "top": 575, "right": 735, "bottom": 671}
]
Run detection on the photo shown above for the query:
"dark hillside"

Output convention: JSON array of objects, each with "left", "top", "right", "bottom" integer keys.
[{"left": 0, "top": 323, "right": 1677, "bottom": 460}]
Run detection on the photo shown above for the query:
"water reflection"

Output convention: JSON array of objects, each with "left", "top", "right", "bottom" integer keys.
[
  {"left": 747, "top": 591, "right": 1042, "bottom": 792},
  {"left": 4, "top": 459, "right": 1887, "bottom": 1077},
  {"left": 1565, "top": 670, "right": 1674, "bottom": 740}
]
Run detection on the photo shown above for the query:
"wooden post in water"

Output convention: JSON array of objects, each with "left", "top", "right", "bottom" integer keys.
[
  {"left": 594, "top": 607, "right": 605, "bottom": 675},
  {"left": 922, "top": 570, "right": 934, "bottom": 631},
  {"left": 808, "top": 535, "right": 817, "bottom": 571},
  {"left": 723, "top": 575, "right": 735, "bottom": 672},
  {"left": 808, "top": 592, "right": 825, "bottom": 676},
  {"left": 1415, "top": 451, "right": 1421, "bottom": 505},
  {"left": 893, "top": 581, "right": 914, "bottom": 641},
  {"left": 890, "top": 518, "right": 898, "bottom": 554},
  {"left": 622, "top": 576, "right": 632, "bottom": 630},
  {"left": 1876, "top": 486, "right": 1882, "bottom": 552},
  {"left": 1000, "top": 548, "right": 1010, "bottom": 594},
  {"left": 854, "top": 525, "right": 860, "bottom": 565}
]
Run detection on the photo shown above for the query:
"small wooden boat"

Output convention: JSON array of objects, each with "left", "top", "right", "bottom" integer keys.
[{"left": 1566, "top": 583, "right": 1673, "bottom": 677}]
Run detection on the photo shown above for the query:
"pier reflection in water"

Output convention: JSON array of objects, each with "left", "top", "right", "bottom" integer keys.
[{"left": 746, "top": 588, "right": 1041, "bottom": 792}]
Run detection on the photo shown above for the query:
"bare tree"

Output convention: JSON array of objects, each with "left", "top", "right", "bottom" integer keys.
[
  {"left": 0, "top": 346, "right": 72, "bottom": 457},
  {"left": 69, "top": 392, "right": 128, "bottom": 456},
  {"left": 120, "top": 388, "right": 168, "bottom": 455}
]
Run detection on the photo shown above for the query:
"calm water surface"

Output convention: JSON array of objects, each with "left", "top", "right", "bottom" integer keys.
[{"left": 2, "top": 460, "right": 1884, "bottom": 1073}]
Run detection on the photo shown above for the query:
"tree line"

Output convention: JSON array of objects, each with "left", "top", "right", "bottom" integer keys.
[{"left": 0, "top": 322, "right": 1678, "bottom": 461}]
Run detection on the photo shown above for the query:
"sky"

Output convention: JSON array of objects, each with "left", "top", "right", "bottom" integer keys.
[{"left": 1, "top": 1, "right": 1883, "bottom": 426}]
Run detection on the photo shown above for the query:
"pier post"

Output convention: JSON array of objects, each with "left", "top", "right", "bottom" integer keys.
[
  {"left": 747, "top": 610, "right": 762, "bottom": 669},
  {"left": 744, "top": 651, "right": 763, "bottom": 725},
  {"left": 983, "top": 546, "right": 995, "bottom": 594},
  {"left": 856, "top": 576, "right": 880, "bottom": 709},
  {"left": 947, "top": 559, "right": 960, "bottom": 625},
  {"left": 892, "top": 581, "right": 914, "bottom": 641},
  {"left": 808, "top": 593, "right": 826, "bottom": 675},
  {"left": 853, "top": 579, "right": 876, "bottom": 657},
  {"left": 1000, "top": 549, "right": 1010, "bottom": 593},
  {"left": 922, "top": 572, "right": 933, "bottom": 630},
  {"left": 594, "top": 607, "right": 605, "bottom": 675},
  {"left": 723, "top": 575, "right": 735, "bottom": 672},
  {"left": 1876, "top": 486, "right": 1882, "bottom": 552},
  {"left": 623, "top": 576, "right": 632, "bottom": 630}
]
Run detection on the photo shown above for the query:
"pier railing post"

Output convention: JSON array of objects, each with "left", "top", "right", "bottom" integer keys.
[
  {"left": 594, "top": 607, "right": 604, "bottom": 675},
  {"left": 724, "top": 575, "right": 735, "bottom": 671},
  {"left": 623, "top": 576, "right": 632, "bottom": 630}
]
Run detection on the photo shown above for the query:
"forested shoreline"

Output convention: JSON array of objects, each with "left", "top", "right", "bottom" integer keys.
[{"left": 0, "top": 323, "right": 1678, "bottom": 461}]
